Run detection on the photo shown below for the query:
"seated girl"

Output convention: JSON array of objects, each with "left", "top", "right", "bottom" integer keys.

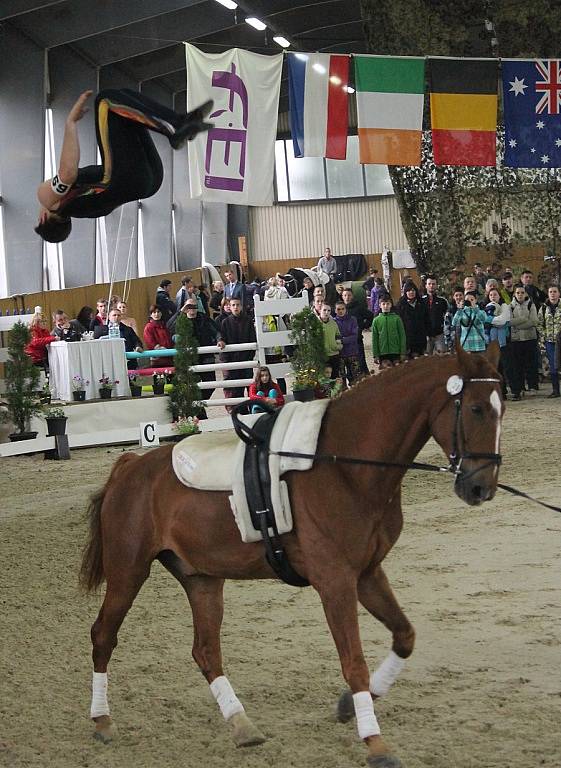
[{"left": 248, "top": 366, "right": 285, "bottom": 414}]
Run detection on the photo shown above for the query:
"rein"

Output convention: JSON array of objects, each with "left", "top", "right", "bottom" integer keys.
[{"left": 270, "top": 448, "right": 561, "bottom": 514}]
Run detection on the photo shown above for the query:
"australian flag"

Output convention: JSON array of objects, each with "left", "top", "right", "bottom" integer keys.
[{"left": 502, "top": 59, "right": 561, "bottom": 168}]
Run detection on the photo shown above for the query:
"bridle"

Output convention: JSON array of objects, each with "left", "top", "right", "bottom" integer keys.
[{"left": 445, "top": 376, "right": 503, "bottom": 481}]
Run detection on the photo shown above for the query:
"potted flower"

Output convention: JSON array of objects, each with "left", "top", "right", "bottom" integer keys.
[
  {"left": 98, "top": 376, "right": 119, "bottom": 399},
  {"left": 0, "top": 322, "right": 43, "bottom": 441},
  {"left": 128, "top": 372, "right": 142, "bottom": 398},
  {"left": 289, "top": 306, "right": 327, "bottom": 402},
  {"left": 152, "top": 371, "right": 166, "bottom": 395},
  {"left": 43, "top": 405, "right": 67, "bottom": 436},
  {"left": 173, "top": 415, "right": 201, "bottom": 437},
  {"left": 71, "top": 374, "right": 89, "bottom": 401}
]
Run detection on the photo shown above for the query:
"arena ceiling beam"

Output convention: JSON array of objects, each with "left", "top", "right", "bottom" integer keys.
[{"left": 7, "top": 0, "right": 208, "bottom": 50}]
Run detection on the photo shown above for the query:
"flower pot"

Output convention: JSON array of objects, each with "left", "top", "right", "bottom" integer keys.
[
  {"left": 9, "top": 431, "right": 39, "bottom": 442},
  {"left": 72, "top": 390, "right": 86, "bottom": 402},
  {"left": 130, "top": 384, "right": 143, "bottom": 398},
  {"left": 292, "top": 388, "right": 315, "bottom": 402},
  {"left": 152, "top": 383, "right": 165, "bottom": 395},
  {"left": 45, "top": 417, "right": 67, "bottom": 437},
  {"left": 99, "top": 387, "right": 113, "bottom": 400}
]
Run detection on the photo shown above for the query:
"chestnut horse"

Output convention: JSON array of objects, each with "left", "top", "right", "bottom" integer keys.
[{"left": 81, "top": 343, "right": 503, "bottom": 767}]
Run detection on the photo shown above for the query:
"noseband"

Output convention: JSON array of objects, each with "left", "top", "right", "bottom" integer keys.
[{"left": 445, "top": 376, "right": 503, "bottom": 481}]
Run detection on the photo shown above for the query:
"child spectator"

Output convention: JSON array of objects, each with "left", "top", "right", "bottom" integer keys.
[
  {"left": 248, "top": 366, "right": 285, "bottom": 414},
  {"left": 334, "top": 300, "right": 361, "bottom": 385},
  {"left": 443, "top": 287, "right": 465, "bottom": 352},
  {"left": 537, "top": 284, "right": 561, "bottom": 398},
  {"left": 319, "top": 303, "right": 342, "bottom": 378},
  {"left": 396, "top": 281, "right": 429, "bottom": 358},
  {"left": 371, "top": 293, "right": 406, "bottom": 368},
  {"left": 452, "top": 291, "right": 487, "bottom": 352}
]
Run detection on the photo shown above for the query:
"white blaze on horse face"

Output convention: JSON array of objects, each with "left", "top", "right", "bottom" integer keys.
[{"left": 490, "top": 390, "right": 502, "bottom": 468}]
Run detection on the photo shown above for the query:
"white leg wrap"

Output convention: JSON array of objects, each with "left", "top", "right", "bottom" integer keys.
[
  {"left": 209, "top": 676, "right": 245, "bottom": 721},
  {"left": 370, "top": 650, "right": 406, "bottom": 697},
  {"left": 90, "top": 672, "right": 110, "bottom": 718},
  {"left": 353, "top": 691, "right": 381, "bottom": 739}
]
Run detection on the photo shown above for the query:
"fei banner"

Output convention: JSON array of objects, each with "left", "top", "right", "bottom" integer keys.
[{"left": 185, "top": 43, "right": 283, "bottom": 206}]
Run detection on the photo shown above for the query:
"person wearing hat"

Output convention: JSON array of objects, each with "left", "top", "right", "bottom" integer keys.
[
  {"left": 155, "top": 279, "right": 177, "bottom": 324},
  {"left": 500, "top": 272, "right": 515, "bottom": 304}
]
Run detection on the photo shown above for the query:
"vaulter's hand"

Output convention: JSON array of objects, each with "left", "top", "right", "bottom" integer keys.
[{"left": 68, "top": 90, "right": 93, "bottom": 124}]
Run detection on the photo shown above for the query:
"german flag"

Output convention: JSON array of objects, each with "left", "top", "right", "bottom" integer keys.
[{"left": 430, "top": 59, "right": 498, "bottom": 166}]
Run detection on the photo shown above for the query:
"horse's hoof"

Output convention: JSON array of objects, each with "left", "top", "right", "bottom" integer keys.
[
  {"left": 93, "top": 715, "right": 113, "bottom": 744},
  {"left": 336, "top": 689, "right": 355, "bottom": 723},
  {"left": 229, "top": 711, "right": 266, "bottom": 747},
  {"left": 367, "top": 755, "right": 403, "bottom": 768}
]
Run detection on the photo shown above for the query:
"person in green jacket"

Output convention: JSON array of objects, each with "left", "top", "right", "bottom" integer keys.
[{"left": 371, "top": 293, "right": 406, "bottom": 368}]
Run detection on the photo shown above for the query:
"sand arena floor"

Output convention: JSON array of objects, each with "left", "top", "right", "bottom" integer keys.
[{"left": 1, "top": 391, "right": 560, "bottom": 768}]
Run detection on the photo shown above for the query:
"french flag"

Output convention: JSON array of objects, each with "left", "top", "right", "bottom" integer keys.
[{"left": 288, "top": 53, "right": 350, "bottom": 160}]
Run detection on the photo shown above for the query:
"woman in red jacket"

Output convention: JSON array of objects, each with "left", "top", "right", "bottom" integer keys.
[
  {"left": 24, "top": 313, "right": 57, "bottom": 368},
  {"left": 143, "top": 305, "right": 174, "bottom": 367},
  {"left": 248, "top": 366, "right": 285, "bottom": 414}
]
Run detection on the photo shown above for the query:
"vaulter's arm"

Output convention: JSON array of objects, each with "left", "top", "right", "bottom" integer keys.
[{"left": 37, "top": 90, "right": 93, "bottom": 212}]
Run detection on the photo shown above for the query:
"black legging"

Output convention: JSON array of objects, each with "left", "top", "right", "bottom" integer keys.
[{"left": 60, "top": 89, "right": 182, "bottom": 219}]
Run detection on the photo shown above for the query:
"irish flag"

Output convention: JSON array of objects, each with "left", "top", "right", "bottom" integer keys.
[
  {"left": 288, "top": 53, "right": 350, "bottom": 160},
  {"left": 354, "top": 56, "right": 425, "bottom": 166}
]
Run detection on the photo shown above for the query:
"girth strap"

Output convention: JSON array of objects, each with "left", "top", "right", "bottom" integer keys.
[{"left": 234, "top": 404, "right": 309, "bottom": 588}]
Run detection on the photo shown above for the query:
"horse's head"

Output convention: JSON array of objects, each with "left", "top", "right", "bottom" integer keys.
[{"left": 431, "top": 343, "right": 504, "bottom": 506}]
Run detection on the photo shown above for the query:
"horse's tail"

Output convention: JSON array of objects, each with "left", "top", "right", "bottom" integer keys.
[{"left": 79, "top": 453, "right": 138, "bottom": 593}]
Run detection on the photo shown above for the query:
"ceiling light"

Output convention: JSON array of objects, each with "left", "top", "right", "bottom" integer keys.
[
  {"left": 245, "top": 17, "right": 267, "bottom": 31},
  {"left": 214, "top": 0, "right": 237, "bottom": 9},
  {"left": 312, "top": 62, "right": 327, "bottom": 75},
  {"left": 273, "top": 35, "right": 291, "bottom": 48},
  {"left": 345, "top": 85, "right": 355, "bottom": 93}
]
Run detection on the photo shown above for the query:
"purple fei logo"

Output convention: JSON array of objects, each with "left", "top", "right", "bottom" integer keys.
[{"left": 205, "top": 63, "right": 248, "bottom": 193}]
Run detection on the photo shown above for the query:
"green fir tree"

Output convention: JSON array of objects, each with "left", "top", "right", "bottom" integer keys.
[
  {"left": 1, "top": 322, "right": 43, "bottom": 435},
  {"left": 289, "top": 306, "right": 327, "bottom": 390},
  {"left": 168, "top": 313, "right": 204, "bottom": 421}
]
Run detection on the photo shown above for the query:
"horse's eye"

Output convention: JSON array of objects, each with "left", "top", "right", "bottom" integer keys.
[{"left": 471, "top": 404, "right": 483, "bottom": 415}]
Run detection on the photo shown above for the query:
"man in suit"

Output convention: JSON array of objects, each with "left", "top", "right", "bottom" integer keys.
[
  {"left": 223, "top": 269, "right": 246, "bottom": 308},
  {"left": 94, "top": 308, "right": 143, "bottom": 369}
]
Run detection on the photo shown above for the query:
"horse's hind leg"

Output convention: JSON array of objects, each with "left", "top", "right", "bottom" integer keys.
[
  {"left": 337, "top": 564, "right": 414, "bottom": 724},
  {"left": 89, "top": 571, "right": 149, "bottom": 743},
  {"left": 159, "top": 554, "right": 265, "bottom": 747}
]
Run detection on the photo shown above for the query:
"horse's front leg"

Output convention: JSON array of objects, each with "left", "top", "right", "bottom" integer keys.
[
  {"left": 337, "top": 564, "right": 414, "bottom": 725},
  {"left": 317, "top": 577, "right": 402, "bottom": 768},
  {"left": 179, "top": 573, "right": 266, "bottom": 748}
]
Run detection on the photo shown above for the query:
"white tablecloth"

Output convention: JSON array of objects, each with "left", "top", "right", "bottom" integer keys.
[{"left": 48, "top": 339, "right": 129, "bottom": 401}]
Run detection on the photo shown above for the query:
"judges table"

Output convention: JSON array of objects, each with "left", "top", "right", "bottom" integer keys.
[{"left": 48, "top": 339, "right": 129, "bottom": 401}]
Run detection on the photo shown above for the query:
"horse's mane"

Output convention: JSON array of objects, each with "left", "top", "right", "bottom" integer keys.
[{"left": 332, "top": 351, "right": 496, "bottom": 407}]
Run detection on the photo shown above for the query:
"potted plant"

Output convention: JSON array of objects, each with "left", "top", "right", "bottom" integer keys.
[
  {"left": 128, "top": 372, "right": 142, "bottom": 398},
  {"left": 168, "top": 312, "right": 205, "bottom": 422},
  {"left": 289, "top": 306, "right": 327, "bottom": 402},
  {"left": 43, "top": 406, "right": 68, "bottom": 436},
  {"left": 98, "top": 376, "right": 118, "bottom": 399},
  {"left": 71, "top": 374, "right": 89, "bottom": 401},
  {"left": 152, "top": 371, "right": 166, "bottom": 395},
  {"left": 0, "top": 322, "right": 43, "bottom": 441},
  {"left": 173, "top": 415, "right": 201, "bottom": 437}
]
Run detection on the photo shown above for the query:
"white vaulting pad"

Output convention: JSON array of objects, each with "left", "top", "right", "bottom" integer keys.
[{"left": 172, "top": 400, "right": 330, "bottom": 543}]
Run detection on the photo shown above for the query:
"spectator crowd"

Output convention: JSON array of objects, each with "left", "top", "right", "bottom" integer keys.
[{"left": 23, "top": 251, "right": 561, "bottom": 411}]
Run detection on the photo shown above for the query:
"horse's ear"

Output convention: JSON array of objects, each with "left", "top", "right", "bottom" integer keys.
[
  {"left": 485, "top": 340, "right": 501, "bottom": 371},
  {"left": 456, "top": 342, "right": 469, "bottom": 371}
]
